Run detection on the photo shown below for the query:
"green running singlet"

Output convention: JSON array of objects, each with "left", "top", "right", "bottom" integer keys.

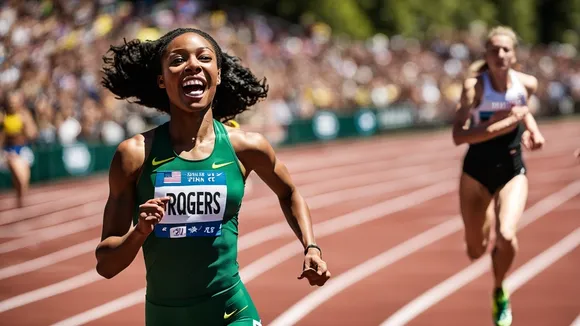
[{"left": 135, "top": 119, "right": 261, "bottom": 325}]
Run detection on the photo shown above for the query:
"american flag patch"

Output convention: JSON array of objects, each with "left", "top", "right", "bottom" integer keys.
[{"left": 163, "top": 171, "right": 181, "bottom": 184}]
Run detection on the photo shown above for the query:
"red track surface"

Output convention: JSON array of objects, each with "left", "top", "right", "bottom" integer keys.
[{"left": 0, "top": 119, "right": 579, "bottom": 326}]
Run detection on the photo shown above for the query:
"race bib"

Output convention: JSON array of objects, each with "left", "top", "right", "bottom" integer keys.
[{"left": 153, "top": 170, "right": 227, "bottom": 238}]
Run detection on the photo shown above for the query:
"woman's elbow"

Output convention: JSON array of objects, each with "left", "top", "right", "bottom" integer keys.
[
  {"left": 452, "top": 133, "right": 465, "bottom": 146},
  {"left": 95, "top": 249, "right": 118, "bottom": 279},
  {"left": 96, "top": 261, "right": 116, "bottom": 279}
]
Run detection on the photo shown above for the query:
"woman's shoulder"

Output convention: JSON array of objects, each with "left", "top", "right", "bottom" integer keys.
[
  {"left": 221, "top": 121, "right": 275, "bottom": 161},
  {"left": 113, "top": 126, "right": 159, "bottom": 175},
  {"left": 513, "top": 70, "right": 538, "bottom": 94}
]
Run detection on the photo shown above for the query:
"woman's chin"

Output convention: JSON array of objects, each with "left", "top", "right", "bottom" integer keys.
[
  {"left": 177, "top": 90, "right": 215, "bottom": 113},
  {"left": 173, "top": 102, "right": 211, "bottom": 115}
]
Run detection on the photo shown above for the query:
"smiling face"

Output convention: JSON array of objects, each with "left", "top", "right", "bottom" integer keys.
[
  {"left": 485, "top": 34, "right": 517, "bottom": 73},
  {"left": 158, "top": 33, "right": 221, "bottom": 114}
]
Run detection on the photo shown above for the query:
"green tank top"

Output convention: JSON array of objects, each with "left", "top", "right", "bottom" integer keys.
[{"left": 134, "top": 119, "right": 245, "bottom": 306}]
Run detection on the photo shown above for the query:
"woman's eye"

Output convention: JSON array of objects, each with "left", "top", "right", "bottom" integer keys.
[{"left": 172, "top": 57, "right": 185, "bottom": 64}]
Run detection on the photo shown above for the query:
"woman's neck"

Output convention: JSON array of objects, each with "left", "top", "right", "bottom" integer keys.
[
  {"left": 488, "top": 69, "right": 511, "bottom": 93},
  {"left": 168, "top": 107, "right": 215, "bottom": 152}
]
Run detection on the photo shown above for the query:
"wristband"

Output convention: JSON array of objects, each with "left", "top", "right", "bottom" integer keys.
[{"left": 304, "top": 244, "right": 322, "bottom": 256}]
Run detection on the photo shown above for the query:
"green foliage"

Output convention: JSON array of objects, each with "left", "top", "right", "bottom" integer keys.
[
  {"left": 492, "top": 0, "right": 536, "bottom": 43},
  {"left": 304, "top": 0, "right": 374, "bottom": 39},
  {"left": 220, "top": 0, "right": 579, "bottom": 45}
]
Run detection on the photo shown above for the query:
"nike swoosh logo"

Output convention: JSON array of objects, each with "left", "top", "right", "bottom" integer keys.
[
  {"left": 212, "top": 161, "right": 234, "bottom": 169},
  {"left": 224, "top": 305, "right": 248, "bottom": 319},
  {"left": 152, "top": 157, "right": 174, "bottom": 166}
]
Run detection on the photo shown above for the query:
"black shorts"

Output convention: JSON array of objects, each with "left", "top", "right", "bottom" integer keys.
[{"left": 462, "top": 147, "right": 526, "bottom": 195}]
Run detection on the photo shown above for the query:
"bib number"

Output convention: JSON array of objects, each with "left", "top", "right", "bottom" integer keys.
[{"left": 153, "top": 170, "right": 227, "bottom": 238}]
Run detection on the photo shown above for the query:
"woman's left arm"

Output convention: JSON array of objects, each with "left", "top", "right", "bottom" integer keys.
[
  {"left": 234, "top": 130, "right": 331, "bottom": 286},
  {"left": 520, "top": 73, "right": 545, "bottom": 150}
]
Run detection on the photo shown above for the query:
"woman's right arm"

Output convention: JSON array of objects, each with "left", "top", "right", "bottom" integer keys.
[
  {"left": 452, "top": 77, "right": 526, "bottom": 146},
  {"left": 95, "top": 135, "right": 148, "bottom": 279}
]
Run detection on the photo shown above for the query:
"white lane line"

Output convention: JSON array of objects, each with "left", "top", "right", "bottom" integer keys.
[
  {"left": 0, "top": 239, "right": 99, "bottom": 280},
  {"left": 49, "top": 129, "right": 579, "bottom": 325},
  {"left": 50, "top": 181, "right": 456, "bottom": 325},
  {"left": 0, "top": 201, "right": 105, "bottom": 238},
  {"left": 0, "top": 270, "right": 102, "bottom": 313},
  {"left": 0, "top": 165, "right": 454, "bottom": 267},
  {"left": 280, "top": 135, "right": 454, "bottom": 174},
  {"left": 0, "top": 179, "right": 107, "bottom": 211},
  {"left": 0, "top": 181, "right": 455, "bottom": 315},
  {"left": 273, "top": 222, "right": 580, "bottom": 326},
  {"left": 0, "top": 169, "right": 452, "bottom": 278},
  {"left": 0, "top": 189, "right": 106, "bottom": 225},
  {"left": 0, "top": 139, "right": 452, "bottom": 234},
  {"left": 380, "top": 180, "right": 580, "bottom": 326},
  {"left": 50, "top": 289, "right": 147, "bottom": 326},
  {"left": 571, "top": 314, "right": 580, "bottom": 326},
  {"left": 0, "top": 214, "right": 102, "bottom": 254},
  {"left": 1, "top": 149, "right": 453, "bottom": 245},
  {"left": 0, "top": 169, "right": 454, "bottom": 280},
  {"left": 238, "top": 168, "right": 456, "bottom": 250},
  {"left": 242, "top": 155, "right": 457, "bottom": 212},
  {"left": 239, "top": 181, "right": 456, "bottom": 282},
  {"left": 269, "top": 217, "right": 463, "bottom": 326},
  {"left": 504, "top": 227, "right": 580, "bottom": 293}
]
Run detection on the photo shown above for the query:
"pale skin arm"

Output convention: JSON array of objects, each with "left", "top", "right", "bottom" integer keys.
[
  {"left": 452, "top": 77, "right": 526, "bottom": 146},
  {"left": 518, "top": 72, "right": 546, "bottom": 150},
  {"left": 519, "top": 73, "right": 541, "bottom": 133},
  {"left": 95, "top": 133, "right": 165, "bottom": 279},
  {"left": 523, "top": 112, "right": 541, "bottom": 134},
  {"left": 231, "top": 129, "right": 330, "bottom": 286}
]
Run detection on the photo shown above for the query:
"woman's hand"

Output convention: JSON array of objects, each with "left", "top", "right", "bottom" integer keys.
[{"left": 298, "top": 247, "right": 331, "bottom": 286}]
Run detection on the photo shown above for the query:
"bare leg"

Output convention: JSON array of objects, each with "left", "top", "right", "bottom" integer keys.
[
  {"left": 492, "top": 174, "right": 528, "bottom": 288},
  {"left": 459, "top": 173, "right": 495, "bottom": 260},
  {"left": 7, "top": 154, "right": 30, "bottom": 208}
]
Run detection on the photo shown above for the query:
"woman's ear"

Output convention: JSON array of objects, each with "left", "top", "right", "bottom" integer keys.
[{"left": 158, "top": 75, "right": 166, "bottom": 89}]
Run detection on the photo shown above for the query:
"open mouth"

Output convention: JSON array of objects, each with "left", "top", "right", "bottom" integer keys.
[{"left": 182, "top": 77, "right": 206, "bottom": 98}]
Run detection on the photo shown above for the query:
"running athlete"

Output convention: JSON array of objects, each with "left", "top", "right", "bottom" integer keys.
[
  {"left": 95, "top": 28, "right": 331, "bottom": 326},
  {"left": 0, "top": 91, "right": 37, "bottom": 208},
  {"left": 452, "top": 26, "right": 545, "bottom": 326}
]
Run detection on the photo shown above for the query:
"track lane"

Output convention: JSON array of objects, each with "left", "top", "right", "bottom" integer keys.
[
  {"left": 383, "top": 184, "right": 580, "bottom": 325},
  {"left": 407, "top": 197, "right": 580, "bottom": 326},
  {"left": 0, "top": 119, "right": 576, "bottom": 326},
  {"left": 269, "top": 171, "right": 578, "bottom": 326}
]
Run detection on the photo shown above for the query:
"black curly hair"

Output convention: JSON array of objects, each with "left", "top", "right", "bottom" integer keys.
[{"left": 101, "top": 28, "right": 269, "bottom": 122}]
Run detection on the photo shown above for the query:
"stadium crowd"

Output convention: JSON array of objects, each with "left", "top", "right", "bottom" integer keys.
[{"left": 1, "top": 0, "right": 579, "bottom": 146}]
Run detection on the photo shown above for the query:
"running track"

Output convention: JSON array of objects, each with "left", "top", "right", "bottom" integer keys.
[{"left": 0, "top": 119, "right": 578, "bottom": 326}]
